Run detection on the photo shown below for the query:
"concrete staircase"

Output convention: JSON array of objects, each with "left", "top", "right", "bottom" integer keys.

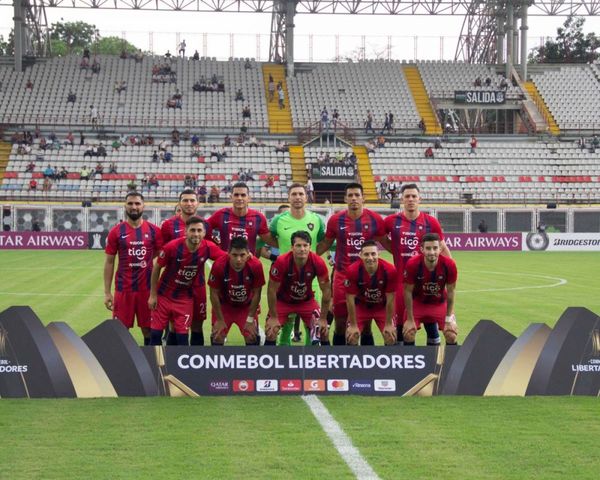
[
  {"left": 353, "top": 145, "right": 378, "bottom": 202},
  {"left": 0, "top": 141, "right": 10, "bottom": 185},
  {"left": 289, "top": 145, "right": 307, "bottom": 184},
  {"left": 523, "top": 81, "right": 560, "bottom": 136},
  {"left": 262, "top": 64, "right": 293, "bottom": 134},
  {"left": 403, "top": 65, "right": 442, "bottom": 135}
]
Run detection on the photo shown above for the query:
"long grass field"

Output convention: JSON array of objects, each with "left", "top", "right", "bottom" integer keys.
[{"left": 1, "top": 249, "right": 599, "bottom": 479}]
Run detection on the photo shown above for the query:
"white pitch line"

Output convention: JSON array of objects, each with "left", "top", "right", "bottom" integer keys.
[
  {"left": 303, "top": 395, "right": 381, "bottom": 480},
  {"left": 0, "top": 292, "right": 103, "bottom": 297},
  {"left": 458, "top": 271, "right": 567, "bottom": 293}
]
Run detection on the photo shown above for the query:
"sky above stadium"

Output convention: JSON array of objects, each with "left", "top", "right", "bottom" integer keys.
[{"left": 2, "top": 7, "right": 600, "bottom": 61}]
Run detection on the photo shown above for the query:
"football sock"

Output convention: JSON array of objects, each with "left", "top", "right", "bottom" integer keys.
[
  {"left": 396, "top": 325, "right": 403, "bottom": 342},
  {"left": 190, "top": 331, "right": 204, "bottom": 346},
  {"left": 176, "top": 333, "right": 189, "bottom": 346},
  {"left": 332, "top": 333, "right": 346, "bottom": 346},
  {"left": 360, "top": 333, "right": 375, "bottom": 346},
  {"left": 277, "top": 321, "right": 293, "bottom": 346},
  {"left": 427, "top": 338, "right": 441, "bottom": 346},
  {"left": 150, "top": 329, "right": 163, "bottom": 346},
  {"left": 143, "top": 337, "right": 150, "bottom": 346},
  {"left": 166, "top": 332, "right": 177, "bottom": 346},
  {"left": 264, "top": 340, "right": 277, "bottom": 346}
]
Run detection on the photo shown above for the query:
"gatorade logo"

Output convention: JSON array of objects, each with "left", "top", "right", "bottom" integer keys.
[{"left": 303, "top": 379, "right": 325, "bottom": 392}]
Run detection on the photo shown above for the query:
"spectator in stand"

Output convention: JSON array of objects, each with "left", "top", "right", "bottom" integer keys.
[
  {"left": 425, "top": 146, "right": 434, "bottom": 159},
  {"left": 80, "top": 166, "right": 91, "bottom": 181},
  {"left": 91, "top": 59, "right": 101, "bottom": 74},
  {"left": 120, "top": 49, "right": 128, "bottom": 59},
  {"left": 115, "top": 81, "right": 127, "bottom": 94},
  {"left": 94, "top": 162, "right": 104, "bottom": 178},
  {"left": 83, "top": 48, "right": 90, "bottom": 59},
  {"left": 365, "top": 111, "right": 375, "bottom": 134},
  {"left": 83, "top": 145, "right": 95, "bottom": 158},
  {"left": 178, "top": 40, "right": 186, "bottom": 57},
  {"left": 39, "top": 137, "right": 48, "bottom": 151},
  {"left": 379, "top": 178, "right": 388, "bottom": 200},
  {"left": 171, "top": 128, "right": 180, "bottom": 146},
  {"left": 165, "top": 50, "right": 172, "bottom": 58},
  {"left": 192, "top": 50, "right": 200, "bottom": 61},
  {"left": 242, "top": 105, "right": 251, "bottom": 118},
  {"left": 376, "top": 135, "right": 386, "bottom": 148},
  {"left": 418, "top": 118, "right": 426, "bottom": 133},
  {"left": 159, "top": 140, "right": 168, "bottom": 152},
  {"left": 26, "top": 161, "right": 35, "bottom": 173},
  {"left": 478, "top": 219, "right": 488, "bottom": 233},
  {"left": 387, "top": 182, "right": 397, "bottom": 200},
  {"left": 191, "top": 134, "right": 200, "bottom": 147},
  {"left": 275, "top": 141, "right": 289, "bottom": 153},
  {"left": 25, "top": 79, "right": 33, "bottom": 91},
  {"left": 245, "top": 58, "right": 252, "bottom": 70},
  {"left": 80, "top": 57, "right": 89, "bottom": 70},
  {"left": 278, "top": 83, "right": 285, "bottom": 109},
  {"left": 127, "top": 179, "right": 137, "bottom": 191},
  {"left": 208, "top": 185, "right": 220, "bottom": 203},
  {"left": 223, "top": 134, "right": 231, "bottom": 147},
  {"left": 381, "top": 113, "right": 392, "bottom": 134},
  {"left": 197, "top": 184, "right": 207, "bottom": 203},
  {"left": 484, "top": 76, "right": 492, "bottom": 87},
  {"left": 90, "top": 105, "right": 99, "bottom": 130},
  {"left": 578, "top": 137, "right": 586, "bottom": 151},
  {"left": 240, "top": 121, "right": 248, "bottom": 134},
  {"left": 469, "top": 135, "right": 477, "bottom": 154},
  {"left": 365, "top": 139, "right": 376, "bottom": 153},
  {"left": 183, "top": 175, "right": 197, "bottom": 189},
  {"left": 148, "top": 174, "right": 159, "bottom": 189},
  {"left": 29, "top": 179, "right": 37, "bottom": 190},
  {"left": 235, "top": 88, "right": 244, "bottom": 101},
  {"left": 264, "top": 175, "right": 275, "bottom": 188},
  {"left": 332, "top": 108, "right": 340, "bottom": 129},
  {"left": 306, "top": 178, "right": 315, "bottom": 203},
  {"left": 151, "top": 150, "right": 159, "bottom": 162},
  {"left": 58, "top": 167, "right": 68, "bottom": 179},
  {"left": 67, "top": 90, "right": 76, "bottom": 103},
  {"left": 42, "top": 177, "right": 52, "bottom": 192},
  {"left": 163, "top": 150, "right": 173, "bottom": 163},
  {"left": 64, "top": 132, "right": 74, "bottom": 147},
  {"left": 320, "top": 107, "right": 329, "bottom": 130},
  {"left": 112, "top": 139, "right": 121, "bottom": 151},
  {"left": 434, "top": 137, "right": 442, "bottom": 149},
  {"left": 80, "top": 132, "right": 85, "bottom": 146},
  {"left": 500, "top": 76, "right": 508, "bottom": 90},
  {"left": 43, "top": 164, "right": 55, "bottom": 179},
  {"left": 268, "top": 74, "right": 275, "bottom": 102},
  {"left": 474, "top": 76, "right": 482, "bottom": 87},
  {"left": 97, "top": 143, "right": 107, "bottom": 158},
  {"left": 108, "top": 163, "right": 118, "bottom": 174}
]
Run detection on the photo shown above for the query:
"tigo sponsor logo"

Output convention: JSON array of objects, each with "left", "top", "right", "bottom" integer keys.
[
  {"left": 374, "top": 379, "right": 396, "bottom": 392},
  {"left": 256, "top": 379, "right": 278, "bottom": 392},
  {"left": 327, "top": 379, "right": 349, "bottom": 392},
  {"left": 280, "top": 379, "right": 301, "bottom": 392},
  {"left": 233, "top": 380, "right": 255, "bottom": 393},
  {"left": 303, "top": 379, "right": 325, "bottom": 392}
]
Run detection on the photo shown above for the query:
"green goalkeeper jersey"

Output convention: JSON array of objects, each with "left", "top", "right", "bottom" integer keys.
[{"left": 269, "top": 210, "right": 326, "bottom": 254}]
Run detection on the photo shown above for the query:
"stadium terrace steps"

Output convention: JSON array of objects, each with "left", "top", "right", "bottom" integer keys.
[
  {"left": 403, "top": 65, "right": 442, "bottom": 135},
  {"left": 523, "top": 82, "right": 560, "bottom": 136},
  {"left": 353, "top": 145, "right": 378, "bottom": 202},
  {"left": 0, "top": 141, "right": 11, "bottom": 184},
  {"left": 289, "top": 145, "right": 308, "bottom": 184},
  {"left": 262, "top": 64, "right": 293, "bottom": 134}
]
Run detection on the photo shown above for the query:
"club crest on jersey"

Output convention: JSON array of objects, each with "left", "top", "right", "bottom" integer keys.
[
  {"left": 209, "top": 274, "right": 215, "bottom": 282},
  {"left": 307, "top": 223, "right": 314, "bottom": 231},
  {"left": 344, "top": 279, "right": 351, "bottom": 287},
  {"left": 363, "top": 224, "right": 369, "bottom": 230},
  {"left": 248, "top": 221, "right": 253, "bottom": 227},
  {"left": 307, "top": 272, "right": 312, "bottom": 278},
  {"left": 271, "top": 267, "right": 279, "bottom": 276},
  {"left": 418, "top": 225, "right": 424, "bottom": 230},
  {"left": 159, "top": 250, "right": 165, "bottom": 258}
]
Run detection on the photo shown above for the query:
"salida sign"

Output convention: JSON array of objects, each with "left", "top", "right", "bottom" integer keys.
[
  {"left": 454, "top": 90, "right": 506, "bottom": 105},
  {"left": 311, "top": 164, "right": 356, "bottom": 180}
]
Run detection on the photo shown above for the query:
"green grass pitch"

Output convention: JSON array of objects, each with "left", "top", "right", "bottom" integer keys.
[{"left": 1, "top": 250, "right": 599, "bottom": 479}]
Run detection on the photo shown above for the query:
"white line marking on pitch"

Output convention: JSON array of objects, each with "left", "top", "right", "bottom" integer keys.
[
  {"left": 0, "top": 292, "right": 103, "bottom": 297},
  {"left": 303, "top": 395, "right": 381, "bottom": 480},
  {"left": 458, "top": 271, "right": 567, "bottom": 293}
]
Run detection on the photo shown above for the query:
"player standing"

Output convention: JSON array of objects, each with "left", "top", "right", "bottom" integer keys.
[
  {"left": 269, "top": 183, "right": 326, "bottom": 345},
  {"left": 403, "top": 233, "right": 458, "bottom": 346},
  {"left": 208, "top": 237, "right": 265, "bottom": 346},
  {"left": 160, "top": 189, "right": 210, "bottom": 345},
  {"left": 148, "top": 216, "right": 225, "bottom": 345},
  {"left": 265, "top": 231, "right": 331, "bottom": 346},
  {"left": 316, "top": 183, "right": 386, "bottom": 345},
  {"left": 344, "top": 241, "right": 397, "bottom": 346},
  {"left": 103, "top": 192, "right": 163, "bottom": 345},
  {"left": 207, "top": 182, "right": 276, "bottom": 254},
  {"left": 382, "top": 183, "right": 451, "bottom": 342}
]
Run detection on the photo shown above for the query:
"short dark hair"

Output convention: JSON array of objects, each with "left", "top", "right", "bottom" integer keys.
[
  {"left": 345, "top": 182, "right": 364, "bottom": 195},
  {"left": 229, "top": 236, "right": 249, "bottom": 251},
  {"left": 179, "top": 188, "right": 197, "bottom": 201},
  {"left": 125, "top": 191, "right": 144, "bottom": 201},
  {"left": 291, "top": 230, "right": 312, "bottom": 245},
  {"left": 186, "top": 216, "right": 206, "bottom": 228},
  {"left": 232, "top": 182, "right": 249, "bottom": 192},
  {"left": 288, "top": 183, "right": 306, "bottom": 193},
  {"left": 361, "top": 240, "right": 378, "bottom": 250},
  {"left": 400, "top": 183, "right": 420, "bottom": 194},
  {"left": 421, "top": 232, "right": 440, "bottom": 244},
  {"left": 277, "top": 204, "right": 290, "bottom": 213}
]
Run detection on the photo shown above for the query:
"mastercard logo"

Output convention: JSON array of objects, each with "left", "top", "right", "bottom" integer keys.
[{"left": 326, "top": 379, "right": 349, "bottom": 392}]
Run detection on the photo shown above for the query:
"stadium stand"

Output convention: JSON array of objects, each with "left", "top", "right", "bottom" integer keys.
[
  {"left": 530, "top": 65, "right": 600, "bottom": 131},
  {"left": 287, "top": 60, "right": 421, "bottom": 131},
  {"left": 370, "top": 140, "right": 600, "bottom": 204},
  {"left": 0, "top": 56, "right": 267, "bottom": 131},
  {"left": 2, "top": 139, "right": 291, "bottom": 202}
]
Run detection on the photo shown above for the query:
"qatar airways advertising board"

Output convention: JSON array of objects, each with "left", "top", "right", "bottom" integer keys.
[
  {"left": 444, "top": 234, "right": 522, "bottom": 251},
  {"left": 0, "top": 232, "right": 88, "bottom": 249}
]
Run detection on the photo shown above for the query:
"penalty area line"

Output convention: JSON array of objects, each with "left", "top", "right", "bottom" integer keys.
[{"left": 303, "top": 395, "right": 381, "bottom": 480}]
